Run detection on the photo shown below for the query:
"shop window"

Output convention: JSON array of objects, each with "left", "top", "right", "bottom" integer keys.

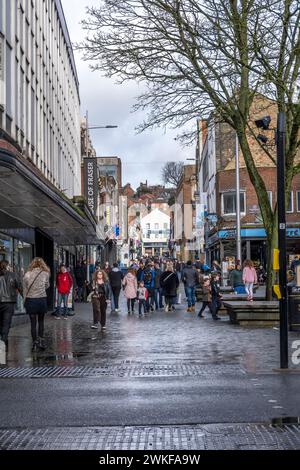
[
  {"left": 222, "top": 192, "right": 245, "bottom": 215},
  {"left": 297, "top": 192, "right": 300, "bottom": 212},
  {"left": 0, "top": 234, "right": 13, "bottom": 263}
]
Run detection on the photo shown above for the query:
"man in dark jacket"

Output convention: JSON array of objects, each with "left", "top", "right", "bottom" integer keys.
[
  {"left": 0, "top": 260, "right": 22, "bottom": 348},
  {"left": 182, "top": 260, "right": 199, "bottom": 312},
  {"left": 108, "top": 263, "right": 123, "bottom": 312},
  {"left": 154, "top": 262, "right": 164, "bottom": 309}
]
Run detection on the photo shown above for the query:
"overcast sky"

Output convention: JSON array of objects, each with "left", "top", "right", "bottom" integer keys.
[{"left": 61, "top": 0, "right": 194, "bottom": 189}]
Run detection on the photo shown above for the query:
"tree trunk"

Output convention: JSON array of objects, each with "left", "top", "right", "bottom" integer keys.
[{"left": 265, "top": 224, "right": 278, "bottom": 301}]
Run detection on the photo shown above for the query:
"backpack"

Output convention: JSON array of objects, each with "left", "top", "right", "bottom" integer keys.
[{"left": 143, "top": 270, "right": 153, "bottom": 285}]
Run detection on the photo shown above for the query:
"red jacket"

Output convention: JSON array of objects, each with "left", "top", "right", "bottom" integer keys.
[{"left": 56, "top": 272, "right": 73, "bottom": 294}]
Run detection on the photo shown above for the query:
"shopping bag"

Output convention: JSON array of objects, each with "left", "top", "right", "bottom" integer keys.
[
  {"left": 177, "top": 293, "right": 182, "bottom": 304},
  {"left": 0, "top": 340, "right": 6, "bottom": 365}
]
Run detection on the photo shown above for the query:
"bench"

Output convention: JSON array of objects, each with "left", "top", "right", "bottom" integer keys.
[{"left": 223, "top": 301, "right": 279, "bottom": 326}]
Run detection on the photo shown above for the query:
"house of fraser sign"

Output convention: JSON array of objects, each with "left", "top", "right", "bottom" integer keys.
[{"left": 84, "top": 158, "right": 98, "bottom": 216}]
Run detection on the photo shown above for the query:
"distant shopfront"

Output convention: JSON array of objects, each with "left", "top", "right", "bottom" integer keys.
[{"left": 207, "top": 227, "right": 300, "bottom": 267}]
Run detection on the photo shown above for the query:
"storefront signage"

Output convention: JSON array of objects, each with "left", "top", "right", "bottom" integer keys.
[
  {"left": 287, "top": 228, "right": 300, "bottom": 238},
  {"left": 84, "top": 158, "right": 98, "bottom": 216},
  {"left": 214, "top": 227, "right": 300, "bottom": 241}
]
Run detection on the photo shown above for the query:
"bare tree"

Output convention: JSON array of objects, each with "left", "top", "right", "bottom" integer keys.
[
  {"left": 79, "top": 0, "right": 300, "bottom": 298},
  {"left": 162, "top": 162, "right": 184, "bottom": 187}
]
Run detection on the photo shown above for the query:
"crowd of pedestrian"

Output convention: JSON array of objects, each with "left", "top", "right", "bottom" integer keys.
[{"left": 0, "top": 255, "right": 268, "bottom": 357}]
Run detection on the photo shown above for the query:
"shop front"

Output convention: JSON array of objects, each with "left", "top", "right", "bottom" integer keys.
[
  {"left": 207, "top": 227, "right": 300, "bottom": 269},
  {"left": 0, "top": 148, "right": 99, "bottom": 311}
]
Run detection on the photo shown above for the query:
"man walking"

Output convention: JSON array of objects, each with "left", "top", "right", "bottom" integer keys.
[
  {"left": 108, "top": 263, "right": 124, "bottom": 312},
  {"left": 182, "top": 260, "right": 199, "bottom": 312}
]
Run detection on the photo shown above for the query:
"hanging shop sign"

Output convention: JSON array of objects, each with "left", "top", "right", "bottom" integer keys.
[{"left": 84, "top": 158, "right": 98, "bottom": 216}]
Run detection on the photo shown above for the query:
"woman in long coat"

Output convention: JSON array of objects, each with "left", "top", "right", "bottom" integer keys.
[
  {"left": 160, "top": 262, "right": 179, "bottom": 312},
  {"left": 122, "top": 268, "right": 138, "bottom": 314}
]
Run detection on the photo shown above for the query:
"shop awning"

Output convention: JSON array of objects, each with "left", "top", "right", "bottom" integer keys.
[{"left": 0, "top": 148, "right": 101, "bottom": 245}]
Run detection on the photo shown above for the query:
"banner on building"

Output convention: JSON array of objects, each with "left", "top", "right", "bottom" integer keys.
[{"left": 84, "top": 158, "right": 98, "bottom": 216}]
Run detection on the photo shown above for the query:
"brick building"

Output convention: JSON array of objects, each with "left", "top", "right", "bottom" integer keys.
[
  {"left": 197, "top": 95, "right": 300, "bottom": 269},
  {"left": 172, "top": 165, "right": 197, "bottom": 262}
]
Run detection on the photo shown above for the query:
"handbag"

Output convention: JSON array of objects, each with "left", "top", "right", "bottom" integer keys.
[
  {"left": 23, "top": 270, "right": 43, "bottom": 303},
  {"left": 87, "top": 291, "right": 93, "bottom": 302}
]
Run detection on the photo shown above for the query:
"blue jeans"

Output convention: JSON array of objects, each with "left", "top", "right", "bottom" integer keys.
[
  {"left": 234, "top": 285, "right": 246, "bottom": 294},
  {"left": 57, "top": 293, "right": 68, "bottom": 316},
  {"left": 185, "top": 286, "right": 196, "bottom": 308},
  {"left": 154, "top": 288, "right": 164, "bottom": 309}
]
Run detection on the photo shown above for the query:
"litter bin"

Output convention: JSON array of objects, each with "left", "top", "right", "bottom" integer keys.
[{"left": 288, "top": 287, "right": 300, "bottom": 331}]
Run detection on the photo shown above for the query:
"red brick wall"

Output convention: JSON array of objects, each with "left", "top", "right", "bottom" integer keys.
[{"left": 217, "top": 168, "right": 300, "bottom": 225}]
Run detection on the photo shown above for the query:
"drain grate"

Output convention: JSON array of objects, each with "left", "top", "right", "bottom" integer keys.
[
  {"left": 0, "top": 363, "right": 244, "bottom": 379},
  {"left": 0, "top": 423, "right": 299, "bottom": 450}
]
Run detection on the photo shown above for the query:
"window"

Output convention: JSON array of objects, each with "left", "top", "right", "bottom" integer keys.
[
  {"left": 222, "top": 192, "right": 245, "bottom": 215},
  {"left": 267, "top": 191, "right": 272, "bottom": 208},
  {"left": 297, "top": 192, "right": 300, "bottom": 212},
  {"left": 155, "top": 233, "right": 159, "bottom": 239},
  {"left": 287, "top": 191, "right": 293, "bottom": 213},
  {"left": 155, "top": 223, "right": 159, "bottom": 230},
  {"left": 164, "top": 223, "right": 168, "bottom": 229},
  {"left": 146, "top": 223, "right": 150, "bottom": 230}
]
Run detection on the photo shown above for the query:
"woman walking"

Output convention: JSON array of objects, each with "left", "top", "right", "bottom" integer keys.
[
  {"left": 90, "top": 270, "right": 111, "bottom": 329},
  {"left": 243, "top": 260, "right": 257, "bottom": 301},
  {"left": 160, "top": 262, "right": 179, "bottom": 312},
  {"left": 122, "top": 268, "right": 138, "bottom": 314},
  {"left": 23, "top": 258, "right": 50, "bottom": 352}
]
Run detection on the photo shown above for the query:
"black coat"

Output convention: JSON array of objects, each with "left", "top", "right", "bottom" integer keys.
[
  {"left": 0, "top": 272, "right": 22, "bottom": 303},
  {"left": 108, "top": 270, "right": 123, "bottom": 288},
  {"left": 160, "top": 271, "right": 179, "bottom": 297}
]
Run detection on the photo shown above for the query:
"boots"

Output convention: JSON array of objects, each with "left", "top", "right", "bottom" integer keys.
[{"left": 32, "top": 340, "right": 39, "bottom": 352}]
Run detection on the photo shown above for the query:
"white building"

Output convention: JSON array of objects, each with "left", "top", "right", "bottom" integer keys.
[
  {"left": 141, "top": 208, "right": 170, "bottom": 257},
  {"left": 0, "top": 0, "right": 81, "bottom": 197}
]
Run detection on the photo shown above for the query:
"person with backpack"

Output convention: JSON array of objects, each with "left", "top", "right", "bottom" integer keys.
[
  {"left": 141, "top": 262, "right": 155, "bottom": 312},
  {"left": 0, "top": 260, "right": 22, "bottom": 351}
]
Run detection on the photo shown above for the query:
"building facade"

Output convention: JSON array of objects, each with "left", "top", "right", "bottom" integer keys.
[
  {"left": 197, "top": 95, "right": 300, "bottom": 270},
  {"left": 141, "top": 208, "right": 170, "bottom": 257},
  {"left": 0, "top": 0, "right": 81, "bottom": 197},
  {"left": 0, "top": 0, "right": 97, "bottom": 308},
  {"left": 96, "top": 156, "right": 122, "bottom": 265},
  {"left": 172, "top": 165, "right": 197, "bottom": 262}
]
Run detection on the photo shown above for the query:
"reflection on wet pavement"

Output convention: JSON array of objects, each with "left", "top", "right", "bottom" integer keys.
[{"left": 5, "top": 298, "right": 300, "bottom": 371}]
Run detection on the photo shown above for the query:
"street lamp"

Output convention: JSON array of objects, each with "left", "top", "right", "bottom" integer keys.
[{"left": 89, "top": 125, "right": 118, "bottom": 129}]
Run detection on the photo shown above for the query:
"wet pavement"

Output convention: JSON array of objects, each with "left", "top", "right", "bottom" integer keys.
[
  {"left": 1, "top": 294, "right": 300, "bottom": 449},
  {"left": 4, "top": 293, "right": 300, "bottom": 372}
]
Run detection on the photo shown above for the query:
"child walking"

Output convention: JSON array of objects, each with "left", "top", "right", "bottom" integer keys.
[{"left": 137, "top": 281, "right": 148, "bottom": 316}]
